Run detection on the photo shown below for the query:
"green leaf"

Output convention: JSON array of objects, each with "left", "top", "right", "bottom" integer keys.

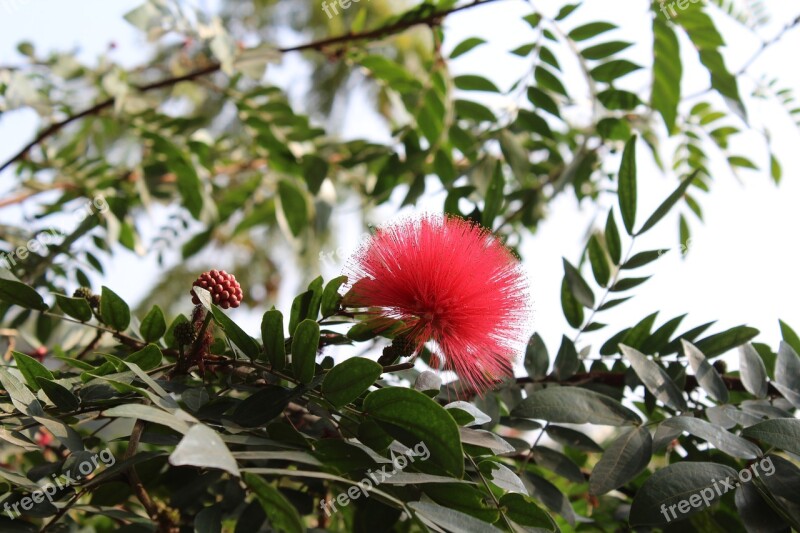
[
  {"left": 511, "top": 387, "right": 640, "bottom": 426},
  {"left": 742, "top": 419, "right": 800, "bottom": 456},
  {"left": 553, "top": 335, "right": 579, "bottom": 380},
  {"left": 651, "top": 17, "right": 682, "bottom": 133},
  {"left": 562, "top": 258, "right": 594, "bottom": 308},
  {"left": 610, "top": 276, "right": 650, "bottom": 292},
  {"left": 534, "top": 66, "right": 567, "bottom": 96},
  {"left": 555, "top": 3, "right": 580, "bottom": 20},
  {"left": 244, "top": 473, "right": 308, "bottom": 533},
  {"left": 524, "top": 333, "right": 549, "bottom": 379},
  {"left": 605, "top": 211, "right": 622, "bottom": 265},
  {"left": 101, "top": 404, "right": 191, "bottom": 433},
  {"left": 683, "top": 340, "right": 728, "bottom": 403},
  {"left": 0, "top": 278, "right": 47, "bottom": 311},
  {"left": 621, "top": 249, "right": 668, "bottom": 269},
  {"left": 560, "top": 278, "right": 584, "bottom": 328},
  {"left": 127, "top": 344, "right": 163, "bottom": 371},
  {"left": 779, "top": 320, "right": 800, "bottom": 356},
  {"left": 597, "top": 89, "right": 642, "bottom": 110},
  {"left": 277, "top": 180, "right": 308, "bottom": 237},
  {"left": 140, "top": 305, "right": 167, "bottom": 343},
  {"left": 590, "top": 59, "right": 641, "bottom": 83},
  {"left": 450, "top": 37, "right": 487, "bottom": 59},
  {"left": 322, "top": 358, "right": 382, "bottom": 408},
  {"left": 12, "top": 351, "right": 54, "bottom": 391},
  {"left": 568, "top": 22, "right": 616, "bottom": 41},
  {"left": 288, "top": 290, "right": 315, "bottom": 335},
  {"left": 211, "top": 307, "right": 261, "bottom": 359},
  {"left": 587, "top": 235, "right": 610, "bottom": 287},
  {"left": 483, "top": 161, "right": 504, "bottom": 230},
  {"left": 262, "top": 309, "right": 286, "bottom": 369},
  {"left": 321, "top": 276, "right": 347, "bottom": 318},
  {"left": 675, "top": 7, "right": 746, "bottom": 120},
  {"left": 589, "top": 426, "right": 652, "bottom": 495},
  {"left": 409, "top": 501, "right": 503, "bottom": 533},
  {"left": 100, "top": 286, "right": 131, "bottom": 331},
  {"left": 231, "top": 386, "right": 294, "bottom": 428},
  {"left": 36, "top": 378, "right": 80, "bottom": 411},
  {"left": 695, "top": 326, "right": 759, "bottom": 358},
  {"left": 617, "top": 135, "right": 638, "bottom": 235},
  {"left": 291, "top": 319, "right": 319, "bottom": 384},
  {"left": 637, "top": 170, "right": 698, "bottom": 235},
  {"left": 739, "top": 343, "right": 768, "bottom": 398},
  {"left": 364, "top": 387, "right": 463, "bottom": 477},
  {"left": 547, "top": 425, "right": 603, "bottom": 452},
  {"left": 581, "top": 40, "right": 633, "bottom": 60},
  {"left": 454, "top": 75, "right": 500, "bottom": 92},
  {"left": 455, "top": 99, "right": 496, "bottom": 122},
  {"left": 170, "top": 423, "right": 240, "bottom": 477},
  {"left": 629, "top": 462, "right": 737, "bottom": 526},
  {"left": 620, "top": 345, "right": 686, "bottom": 411},
  {"left": 500, "top": 493, "right": 557, "bottom": 530},
  {"left": 662, "top": 416, "right": 762, "bottom": 459},
  {"left": 55, "top": 294, "right": 92, "bottom": 322}
]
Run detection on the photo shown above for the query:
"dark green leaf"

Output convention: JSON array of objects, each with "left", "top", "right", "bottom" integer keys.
[
  {"left": 630, "top": 462, "right": 737, "bottom": 526},
  {"left": 605, "top": 210, "right": 622, "bottom": 264},
  {"left": 683, "top": 340, "right": 728, "bottom": 403},
  {"left": 211, "top": 307, "right": 261, "bottom": 359},
  {"left": 364, "top": 387, "right": 463, "bottom": 477},
  {"left": 695, "top": 326, "right": 759, "bottom": 358},
  {"left": 568, "top": 22, "right": 616, "bottom": 41},
  {"left": 589, "top": 426, "right": 651, "bottom": 494},
  {"left": 499, "top": 493, "right": 557, "bottom": 530},
  {"left": 742, "top": 419, "right": 800, "bottom": 456},
  {"left": 562, "top": 259, "right": 594, "bottom": 308},
  {"left": 0, "top": 278, "right": 47, "bottom": 311},
  {"left": 454, "top": 75, "right": 500, "bottom": 92},
  {"left": 140, "top": 305, "right": 167, "bottom": 343},
  {"left": 320, "top": 276, "right": 347, "bottom": 318},
  {"left": 560, "top": 278, "right": 584, "bottom": 328},
  {"left": 739, "top": 343, "right": 768, "bottom": 398},
  {"left": 587, "top": 235, "right": 610, "bottom": 287},
  {"left": 36, "top": 378, "right": 80, "bottom": 411},
  {"left": 621, "top": 250, "right": 668, "bottom": 269},
  {"left": 322, "top": 358, "right": 382, "bottom": 408},
  {"left": 553, "top": 335, "right": 580, "bottom": 380},
  {"left": 637, "top": 170, "right": 698, "bottom": 235},
  {"left": 512, "top": 387, "right": 640, "bottom": 426},
  {"left": 581, "top": 40, "right": 633, "bottom": 60},
  {"left": 277, "top": 180, "right": 308, "bottom": 237},
  {"left": 100, "top": 286, "right": 130, "bottom": 331},
  {"left": 663, "top": 416, "right": 761, "bottom": 459},
  {"left": 618, "top": 135, "right": 638, "bottom": 235},
  {"left": 55, "top": 294, "right": 92, "bottom": 322},
  {"left": 620, "top": 345, "right": 686, "bottom": 410},
  {"left": 126, "top": 344, "right": 163, "bottom": 372},
  {"left": 12, "top": 351, "right": 54, "bottom": 391},
  {"left": 450, "top": 37, "right": 487, "bottom": 59},
  {"left": 291, "top": 319, "right": 319, "bottom": 384},
  {"left": 590, "top": 60, "right": 642, "bottom": 83},
  {"left": 651, "top": 17, "right": 682, "bottom": 133},
  {"left": 524, "top": 333, "right": 549, "bottom": 380}
]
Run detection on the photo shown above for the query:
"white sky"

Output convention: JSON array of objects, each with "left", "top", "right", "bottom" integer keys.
[{"left": 1, "top": 0, "right": 799, "bottom": 371}]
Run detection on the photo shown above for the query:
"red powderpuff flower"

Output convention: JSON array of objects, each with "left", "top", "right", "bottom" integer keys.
[{"left": 344, "top": 214, "right": 531, "bottom": 394}]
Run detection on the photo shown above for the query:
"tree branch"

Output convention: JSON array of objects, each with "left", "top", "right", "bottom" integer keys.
[{"left": 0, "top": 0, "right": 503, "bottom": 175}]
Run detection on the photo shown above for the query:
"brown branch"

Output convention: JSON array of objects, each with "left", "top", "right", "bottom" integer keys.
[{"left": 0, "top": 0, "right": 503, "bottom": 175}]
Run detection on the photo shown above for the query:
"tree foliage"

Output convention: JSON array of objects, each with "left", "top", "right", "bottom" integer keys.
[{"left": 0, "top": 0, "right": 799, "bottom": 531}]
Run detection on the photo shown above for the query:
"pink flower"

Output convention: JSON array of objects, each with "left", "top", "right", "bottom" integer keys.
[{"left": 344, "top": 214, "right": 531, "bottom": 394}]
